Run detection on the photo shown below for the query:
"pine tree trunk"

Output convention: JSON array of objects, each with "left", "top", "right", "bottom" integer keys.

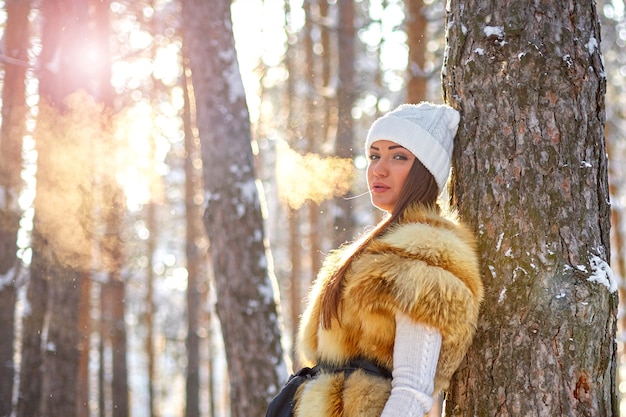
[
  {"left": 98, "top": 286, "right": 107, "bottom": 417},
  {"left": 16, "top": 247, "right": 47, "bottom": 417},
  {"left": 28, "top": 2, "right": 95, "bottom": 416},
  {"left": 41, "top": 267, "right": 83, "bottom": 417},
  {"left": 100, "top": 179, "right": 129, "bottom": 417},
  {"left": 283, "top": 4, "right": 304, "bottom": 364},
  {"left": 333, "top": 0, "right": 356, "bottom": 246},
  {"left": 76, "top": 273, "right": 91, "bottom": 417},
  {"left": 289, "top": 208, "right": 302, "bottom": 362},
  {"left": 405, "top": 0, "right": 428, "bottom": 103},
  {"left": 183, "top": 66, "right": 203, "bottom": 417},
  {"left": 319, "top": 0, "right": 333, "bottom": 150},
  {"left": 182, "top": 0, "right": 287, "bottom": 415},
  {"left": 146, "top": 200, "right": 158, "bottom": 417},
  {"left": 0, "top": 1, "right": 30, "bottom": 414},
  {"left": 109, "top": 277, "right": 129, "bottom": 417},
  {"left": 302, "top": 0, "right": 323, "bottom": 277},
  {"left": 442, "top": 0, "right": 617, "bottom": 415}
]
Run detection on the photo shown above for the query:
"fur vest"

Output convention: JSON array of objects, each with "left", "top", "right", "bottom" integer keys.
[{"left": 294, "top": 205, "right": 483, "bottom": 417}]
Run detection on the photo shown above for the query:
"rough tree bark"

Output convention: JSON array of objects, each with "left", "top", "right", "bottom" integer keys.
[
  {"left": 182, "top": 1, "right": 287, "bottom": 415},
  {"left": 442, "top": 0, "right": 617, "bottom": 415}
]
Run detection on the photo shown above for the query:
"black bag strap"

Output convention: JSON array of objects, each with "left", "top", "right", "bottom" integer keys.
[{"left": 318, "top": 357, "right": 392, "bottom": 379}]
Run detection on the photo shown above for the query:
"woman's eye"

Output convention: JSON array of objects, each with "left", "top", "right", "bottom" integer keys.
[
  {"left": 369, "top": 154, "right": 380, "bottom": 160},
  {"left": 393, "top": 154, "right": 409, "bottom": 160}
]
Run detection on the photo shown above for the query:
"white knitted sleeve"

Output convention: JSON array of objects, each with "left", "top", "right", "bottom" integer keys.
[{"left": 380, "top": 312, "right": 442, "bottom": 417}]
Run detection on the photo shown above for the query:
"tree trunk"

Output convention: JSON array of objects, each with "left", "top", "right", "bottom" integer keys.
[
  {"left": 405, "top": 0, "right": 428, "bottom": 103},
  {"left": 16, "top": 246, "right": 48, "bottom": 417},
  {"left": 319, "top": 0, "right": 333, "bottom": 147},
  {"left": 100, "top": 180, "right": 129, "bottom": 417},
  {"left": 109, "top": 277, "right": 129, "bottom": 417},
  {"left": 442, "top": 0, "right": 617, "bottom": 415},
  {"left": 29, "top": 2, "right": 94, "bottom": 415},
  {"left": 284, "top": 1, "right": 304, "bottom": 365},
  {"left": 333, "top": 0, "right": 356, "bottom": 247},
  {"left": 183, "top": 64, "right": 204, "bottom": 417},
  {"left": 206, "top": 286, "right": 217, "bottom": 417},
  {"left": 182, "top": 0, "right": 287, "bottom": 415},
  {"left": 289, "top": 207, "right": 302, "bottom": 362},
  {"left": 76, "top": 273, "right": 91, "bottom": 417},
  {"left": 76, "top": 2, "right": 112, "bottom": 415},
  {"left": 146, "top": 199, "right": 158, "bottom": 417},
  {"left": 34, "top": 108, "right": 91, "bottom": 415},
  {"left": 98, "top": 285, "right": 107, "bottom": 417},
  {"left": 303, "top": 0, "right": 323, "bottom": 277},
  {"left": 41, "top": 266, "right": 83, "bottom": 417},
  {"left": 0, "top": 1, "right": 30, "bottom": 414}
]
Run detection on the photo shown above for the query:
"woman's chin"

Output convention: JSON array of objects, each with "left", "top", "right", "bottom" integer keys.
[{"left": 370, "top": 199, "right": 393, "bottom": 213}]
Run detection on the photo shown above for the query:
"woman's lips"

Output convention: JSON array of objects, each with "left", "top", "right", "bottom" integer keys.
[{"left": 371, "top": 182, "right": 390, "bottom": 192}]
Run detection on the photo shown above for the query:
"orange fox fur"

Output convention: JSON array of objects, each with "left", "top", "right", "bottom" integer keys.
[{"left": 294, "top": 205, "right": 484, "bottom": 417}]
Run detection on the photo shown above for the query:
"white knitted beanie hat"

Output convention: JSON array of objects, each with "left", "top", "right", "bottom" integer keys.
[{"left": 365, "top": 102, "right": 460, "bottom": 194}]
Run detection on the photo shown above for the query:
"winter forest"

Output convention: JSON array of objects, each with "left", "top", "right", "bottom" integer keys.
[{"left": 0, "top": 0, "right": 625, "bottom": 416}]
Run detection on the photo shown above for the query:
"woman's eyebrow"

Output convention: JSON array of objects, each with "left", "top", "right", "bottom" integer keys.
[{"left": 369, "top": 144, "right": 408, "bottom": 151}]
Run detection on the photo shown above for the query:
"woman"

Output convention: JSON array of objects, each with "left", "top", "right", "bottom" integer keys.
[{"left": 294, "top": 102, "right": 484, "bottom": 417}]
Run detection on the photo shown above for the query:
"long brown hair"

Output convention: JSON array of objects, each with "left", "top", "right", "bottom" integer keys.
[{"left": 319, "top": 157, "right": 440, "bottom": 328}]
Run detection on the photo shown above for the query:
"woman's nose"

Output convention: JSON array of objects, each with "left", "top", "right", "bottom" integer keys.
[{"left": 372, "top": 161, "right": 388, "bottom": 177}]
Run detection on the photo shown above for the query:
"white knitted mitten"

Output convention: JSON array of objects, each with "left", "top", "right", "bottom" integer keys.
[{"left": 380, "top": 312, "right": 442, "bottom": 417}]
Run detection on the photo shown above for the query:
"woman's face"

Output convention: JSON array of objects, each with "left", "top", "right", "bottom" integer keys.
[{"left": 367, "top": 140, "right": 415, "bottom": 213}]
